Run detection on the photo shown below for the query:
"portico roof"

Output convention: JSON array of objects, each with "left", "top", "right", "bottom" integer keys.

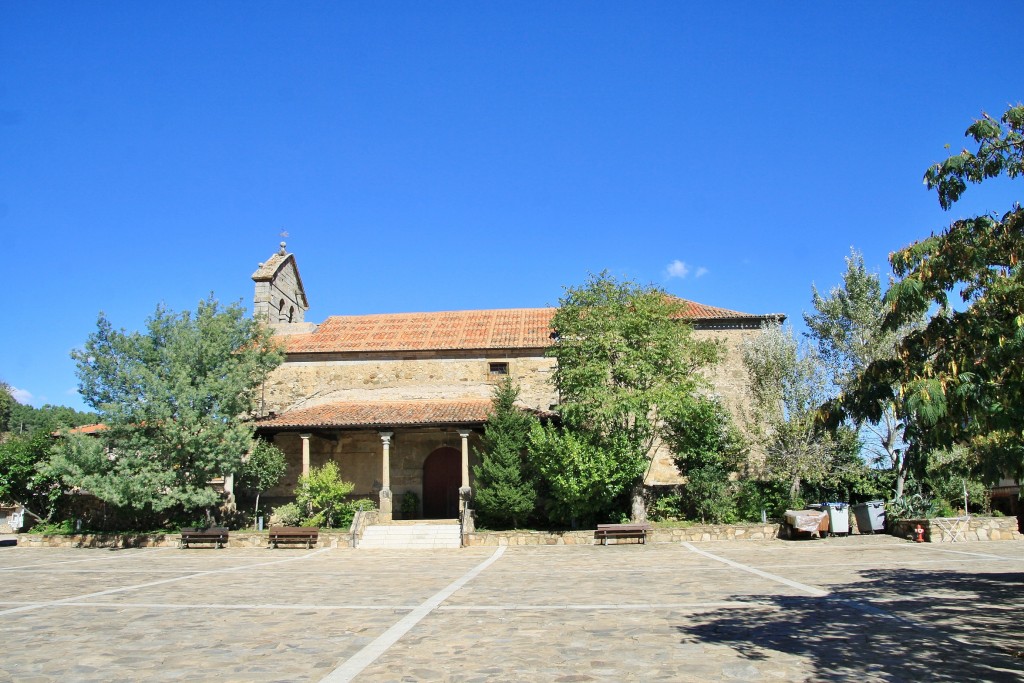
[{"left": 254, "top": 399, "right": 496, "bottom": 429}]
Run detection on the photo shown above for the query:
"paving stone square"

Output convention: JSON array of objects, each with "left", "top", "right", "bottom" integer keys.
[{"left": 1, "top": 536, "right": 1022, "bottom": 681}]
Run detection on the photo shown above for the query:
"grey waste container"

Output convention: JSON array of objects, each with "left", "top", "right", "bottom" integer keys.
[
  {"left": 853, "top": 500, "right": 886, "bottom": 533},
  {"left": 808, "top": 503, "right": 850, "bottom": 536}
]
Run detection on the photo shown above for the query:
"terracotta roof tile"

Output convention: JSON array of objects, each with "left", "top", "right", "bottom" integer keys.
[
  {"left": 282, "top": 300, "right": 779, "bottom": 354},
  {"left": 66, "top": 423, "right": 108, "bottom": 435},
  {"left": 255, "top": 399, "right": 494, "bottom": 429},
  {"left": 284, "top": 308, "right": 556, "bottom": 353}
]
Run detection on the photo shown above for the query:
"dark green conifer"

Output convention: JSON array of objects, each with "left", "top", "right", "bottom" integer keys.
[{"left": 472, "top": 378, "right": 538, "bottom": 529}]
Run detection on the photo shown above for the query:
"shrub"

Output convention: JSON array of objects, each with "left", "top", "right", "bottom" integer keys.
[
  {"left": 662, "top": 396, "right": 746, "bottom": 524},
  {"left": 887, "top": 493, "right": 934, "bottom": 523},
  {"left": 219, "top": 507, "right": 253, "bottom": 531},
  {"left": 685, "top": 467, "right": 739, "bottom": 524},
  {"left": 339, "top": 499, "right": 377, "bottom": 529},
  {"left": 646, "top": 488, "right": 683, "bottom": 522},
  {"left": 527, "top": 423, "right": 641, "bottom": 527},
  {"left": 401, "top": 491, "right": 420, "bottom": 519},
  {"left": 931, "top": 499, "right": 955, "bottom": 518},
  {"left": 923, "top": 446, "right": 989, "bottom": 514},
  {"left": 269, "top": 502, "right": 303, "bottom": 527},
  {"left": 735, "top": 479, "right": 793, "bottom": 522},
  {"left": 295, "top": 462, "right": 355, "bottom": 528},
  {"left": 27, "top": 519, "right": 74, "bottom": 535}
]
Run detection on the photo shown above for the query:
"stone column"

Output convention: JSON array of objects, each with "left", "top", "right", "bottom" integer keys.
[
  {"left": 458, "top": 429, "right": 472, "bottom": 513},
  {"left": 299, "top": 433, "right": 312, "bottom": 477},
  {"left": 379, "top": 431, "right": 394, "bottom": 522},
  {"left": 222, "top": 472, "right": 236, "bottom": 510}
]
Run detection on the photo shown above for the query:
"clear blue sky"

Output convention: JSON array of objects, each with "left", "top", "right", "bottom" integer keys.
[{"left": 2, "top": 3, "right": 1021, "bottom": 411}]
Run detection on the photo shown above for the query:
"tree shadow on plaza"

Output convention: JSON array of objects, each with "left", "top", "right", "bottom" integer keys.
[{"left": 675, "top": 567, "right": 1024, "bottom": 682}]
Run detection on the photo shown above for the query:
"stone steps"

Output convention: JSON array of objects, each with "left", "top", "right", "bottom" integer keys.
[{"left": 358, "top": 522, "right": 461, "bottom": 549}]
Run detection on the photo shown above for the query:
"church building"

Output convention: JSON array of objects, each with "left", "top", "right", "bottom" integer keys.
[{"left": 252, "top": 244, "right": 782, "bottom": 521}]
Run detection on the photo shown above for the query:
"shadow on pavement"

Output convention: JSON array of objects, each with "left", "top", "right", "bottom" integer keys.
[{"left": 676, "top": 567, "right": 1024, "bottom": 682}]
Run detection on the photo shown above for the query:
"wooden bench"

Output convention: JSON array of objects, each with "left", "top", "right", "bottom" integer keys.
[
  {"left": 595, "top": 523, "right": 651, "bottom": 545},
  {"left": 179, "top": 527, "right": 229, "bottom": 549},
  {"left": 268, "top": 526, "right": 319, "bottom": 549}
]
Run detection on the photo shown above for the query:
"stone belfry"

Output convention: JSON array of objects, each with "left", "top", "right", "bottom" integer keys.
[{"left": 252, "top": 242, "right": 310, "bottom": 327}]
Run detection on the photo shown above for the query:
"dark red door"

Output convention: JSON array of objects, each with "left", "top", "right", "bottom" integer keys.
[{"left": 423, "top": 447, "right": 461, "bottom": 519}]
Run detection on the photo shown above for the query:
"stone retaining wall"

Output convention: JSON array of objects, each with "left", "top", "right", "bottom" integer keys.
[
  {"left": 16, "top": 531, "right": 353, "bottom": 549},
  {"left": 24, "top": 518, "right": 1017, "bottom": 548},
  {"left": 464, "top": 523, "right": 782, "bottom": 546},
  {"left": 890, "top": 516, "right": 1021, "bottom": 543}
]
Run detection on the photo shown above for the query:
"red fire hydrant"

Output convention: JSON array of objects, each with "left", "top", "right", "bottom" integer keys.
[{"left": 914, "top": 524, "right": 925, "bottom": 543}]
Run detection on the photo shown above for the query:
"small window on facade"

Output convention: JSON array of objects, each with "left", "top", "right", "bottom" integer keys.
[
  {"left": 288, "top": 306, "right": 295, "bottom": 322},
  {"left": 489, "top": 362, "right": 509, "bottom": 376}
]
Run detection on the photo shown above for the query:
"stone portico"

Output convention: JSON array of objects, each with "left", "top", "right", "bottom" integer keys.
[{"left": 256, "top": 401, "right": 489, "bottom": 520}]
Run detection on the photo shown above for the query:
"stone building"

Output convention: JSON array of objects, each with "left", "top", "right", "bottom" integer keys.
[{"left": 253, "top": 244, "right": 783, "bottom": 521}]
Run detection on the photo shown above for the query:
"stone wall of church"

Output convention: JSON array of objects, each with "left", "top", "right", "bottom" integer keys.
[
  {"left": 645, "top": 326, "right": 764, "bottom": 485},
  {"left": 261, "top": 326, "right": 759, "bottom": 421},
  {"left": 693, "top": 326, "right": 762, "bottom": 425},
  {"left": 261, "top": 354, "right": 558, "bottom": 415}
]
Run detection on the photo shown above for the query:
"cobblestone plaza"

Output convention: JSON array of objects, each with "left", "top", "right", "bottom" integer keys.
[{"left": 1, "top": 536, "right": 1022, "bottom": 681}]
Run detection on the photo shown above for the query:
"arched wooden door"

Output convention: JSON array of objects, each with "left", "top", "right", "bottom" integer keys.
[{"left": 422, "top": 447, "right": 461, "bottom": 519}]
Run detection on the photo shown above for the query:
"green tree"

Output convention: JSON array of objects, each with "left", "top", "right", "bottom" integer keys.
[
  {"left": 47, "top": 296, "right": 283, "bottom": 521},
  {"left": 547, "top": 271, "right": 721, "bottom": 521},
  {"left": 238, "top": 439, "right": 287, "bottom": 528},
  {"left": 804, "top": 250, "right": 923, "bottom": 499},
  {"left": 0, "top": 428, "right": 63, "bottom": 524},
  {"left": 742, "top": 324, "right": 838, "bottom": 504},
  {"left": 924, "top": 445, "right": 988, "bottom": 516},
  {"left": 801, "top": 425, "right": 881, "bottom": 505},
  {"left": 662, "top": 396, "right": 747, "bottom": 523},
  {"left": 526, "top": 422, "right": 639, "bottom": 527},
  {"left": 0, "top": 381, "right": 13, "bottom": 433},
  {"left": 295, "top": 461, "right": 354, "bottom": 528},
  {"left": 7, "top": 402, "right": 98, "bottom": 435},
  {"left": 472, "top": 378, "right": 539, "bottom": 529},
  {"left": 858, "top": 103, "right": 1024, "bottom": 488}
]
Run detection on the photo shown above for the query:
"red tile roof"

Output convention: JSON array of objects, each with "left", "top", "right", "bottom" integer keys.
[
  {"left": 255, "top": 399, "right": 495, "bottom": 428},
  {"left": 66, "top": 423, "right": 108, "bottom": 435},
  {"left": 677, "top": 300, "right": 764, "bottom": 320},
  {"left": 281, "top": 301, "right": 774, "bottom": 354}
]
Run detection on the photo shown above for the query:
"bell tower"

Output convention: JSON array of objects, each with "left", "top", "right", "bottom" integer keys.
[{"left": 252, "top": 242, "right": 310, "bottom": 328}]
